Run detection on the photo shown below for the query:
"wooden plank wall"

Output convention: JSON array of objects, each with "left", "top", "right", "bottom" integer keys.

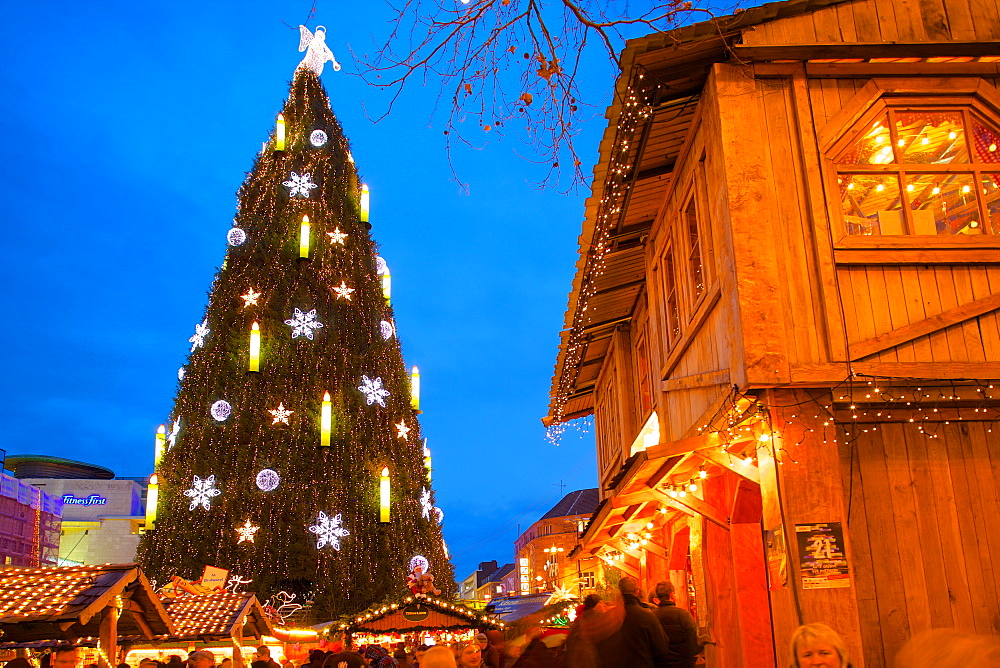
[
  {"left": 739, "top": 0, "right": 1000, "bottom": 45},
  {"left": 845, "top": 419, "right": 1000, "bottom": 668}
]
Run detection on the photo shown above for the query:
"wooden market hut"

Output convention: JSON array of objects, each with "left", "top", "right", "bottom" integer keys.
[
  {"left": 338, "top": 596, "right": 504, "bottom": 647},
  {"left": 149, "top": 592, "right": 273, "bottom": 667},
  {"left": 545, "top": 0, "right": 1000, "bottom": 667},
  {"left": 0, "top": 564, "right": 173, "bottom": 665}
]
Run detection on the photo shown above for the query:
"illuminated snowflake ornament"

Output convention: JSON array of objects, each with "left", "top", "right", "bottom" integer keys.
[
  {"left": 184, "top": 475, "right": 221, "bottom": 510},
  {"left": 434, "top": 507, "right": 445, "bottom": 525},
  {"left": 227, "top": 228, "right": 247, "bottom": 246},
  {"left": 269, "top": 403, "right": 293, "bottom": 424},
  {"left": 333, "top": 281, "right": 355, "bottom": 300},
  {"left": 284, "top": 308, "right": 324, "bottom": 339},
  {"left": 380, "top": 320, "right": 394, "bottom": 340},
  {"left": 189, "top": 320, "right": 210, "bottom": 352},
  {"left": 310, "top": 129, "right": 328, "bottom": 147},
  {"left": 420, "top": 487, "right": 432, "bottom": 520},
  {"left": 283, "top": 171, "right": 318, "bottom": 198},
  {"left": 395, "top": 419, "right": 411, "bottom": 440},
  {"left": 328, "top": 228, "right": 348, "bottom": 245},
  {"left": 358, "top": 375, "right": 390, "bottom": 407},
  {"left": 211, "top": 400, "right": 232, "bottom": 422},
  {"left": 241, "top": 288, "right": 262, "bottom": 308},
  {"left": 256, "top": 468, "right": 280, "bottom": 491},
  {"left": 309, "top": 511, "right": 350, "bottom": 550}
]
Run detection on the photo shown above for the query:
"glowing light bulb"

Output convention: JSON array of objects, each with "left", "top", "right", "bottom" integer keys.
[
  {"left": 300, "top": 215, "right": 311, "bottom": 258},
  {"left": 932, "top": 186, "right": 941, "bottom": 195},
  {"left": 907, "top": 184, "right": 914, "bottom": 192},
  {"left": 321, "top": 391, "right": 332, "bottom": 446},
  {"left": 876, "top": 184, "right": 885, "bottom": 192},
  {"left": 990, "top": 143, "right": 997, "bottom": 152},
  {"left": 249, "top": 322, "right": 260, "bottom": 372},
  {"left": 688, "top": 482, "right": 698, "bottom": 492},
  {"left": 380, "top": 467, "right": 390, "bottom": 523},
  {"left": 922, "top": 137, "right": 929, "bottom": 145},
  {"left": 897, "top": 139, "right": 905, "bottom": 147},
  {"left": 699, "top": 468, "right": 708, "bottom": 479},
  {"left": 962, "top": 185, "right": 971, "bottom": 194},
  {"left": 276, "top": 113, "right": 286, "bottom": 152},
  {"left": 742, "top": 456, "right": 753, "bottom": 466},
  {"left": 949, "top": 131, "right": 957, "bottom": 140}
]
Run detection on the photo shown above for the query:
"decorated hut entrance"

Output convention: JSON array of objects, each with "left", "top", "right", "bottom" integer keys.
[{"left": 333, "top": 596, "right": 505, "bottom": 649}]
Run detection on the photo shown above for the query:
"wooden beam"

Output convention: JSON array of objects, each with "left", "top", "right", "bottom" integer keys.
[
  {"left": 732, "top": 41, "right": 1000, "bottom": 61},
  {"left": 127, "top": 609, "right": 154, "bottom": 640},
  {"left": 696, "top": 449, "right": 761, "bottom": 485},
  {"left": 850, "top": 292, "right": 1000, "bottom": 360},
  {"left": 611, "top": 489, "right": 658, "bottom": 509},
  {"left": 98, "top": 605, "right": 118, "bottom": 668},
  {"left": 790, "top": 361, "right": 1000, "bottom": 384},
  {"left": 661, "top": 369, "right": 731, "bottom": 393},
  {"left": 806, "top": 62, "right": 1000, "bottom": 78},
  {"left": 646, "top": 456, "right": 684, "bottom": 489},
  {"left": 833, "top": 248, "right": 1000, "bottom": 264},
  {"left": 653, "top": 489, "right": 729, "bottom": 530}
]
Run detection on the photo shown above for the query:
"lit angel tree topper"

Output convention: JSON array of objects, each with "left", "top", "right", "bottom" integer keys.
[{"left": 138, "top": 39, "right": 453, "bottom": 619}]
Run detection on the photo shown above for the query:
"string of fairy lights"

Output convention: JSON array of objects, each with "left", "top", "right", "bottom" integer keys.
[{"left": 137, "top": 67, "right": 453, "bottom": 617}]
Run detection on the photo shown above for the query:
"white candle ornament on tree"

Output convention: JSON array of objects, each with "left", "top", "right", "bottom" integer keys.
[
  {"left": 255, "top": 468, "right": 280, "bottom": 492},
  {"left": 189, "top": 320, "right": 210, "bottom": 352},
  {"left": 211, "top": 400, "right": 232, "bottom": 421},
  {"left": 184, "top": 475, "right": 221, "bottom": 510},
  {"left": 282, "top": 171, "right": 318, "bottom": 198},
  {"left": 358, "top": 375, "right": 390, "bottom": 407},
  {"left": 308, "top": 511, "right": 350, "bottom": 550},
  {"left": 284, "top": 308, "right": 324, "bottom": 339},
  {"left": 298, "top": 26, "right": 341, "bottom": 75}
]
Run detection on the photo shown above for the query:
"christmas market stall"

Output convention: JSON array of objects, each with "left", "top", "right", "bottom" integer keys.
[
  {"left": 0, "top": 564, "right": 173, "bottom": 666},
  {"left": 126, "top": 591, "right": 274, "bottom": 668},
  {"left": 332, "top": 596, "right": 505, "bottom": 649}
]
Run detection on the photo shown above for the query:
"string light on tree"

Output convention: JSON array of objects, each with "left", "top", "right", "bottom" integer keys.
[
  {"left": 236, "top": 519, "right": 260, "bottom": 543},
  {"left": 255, "top": 469, "right": 280, "bottom": 492},
  {"left": 269, "top": 403, "right": 293, "bottom": 424},
  {"left": 395, "top": 420, "right": 411, "bottom": 440},
  {"left": 227, "top": 228, "right": 247, "bottom": 246},
  {"left": 285, "top": 308, "right": 324, "bottom": 339},
  {"left": 327, "top": 228, "right": 348, "bottom": 245},
  {"left": 241, "top": 288, "right": 262, "bottom": 308},
  {"left": 283, "top": 171, "right": 318, "bottom": 198},
  {"left": 211, "top": 400, "right": 232, "bottom": 422},
  {"left": 358, "top": 376, "right": 390, "bottom": 407},
  {"left": 308, "top": 511, "right": 350, "bottom": 550},
  {"left": 333, "top": 281, "right": 355, "bottom": 300},
  {"left": 184, "top": 475, "right": 221, "bottom": 510},
  {"left": 189, "top": 320, "right": 210, "bottom": 352}
]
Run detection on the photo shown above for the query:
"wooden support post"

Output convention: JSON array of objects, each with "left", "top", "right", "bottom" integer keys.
[
  {"left": 231, "top": 635, "right": 244, "bottom": 668},
  {"left": 98, "top": 603, "right": 118, "bottom": 668}
]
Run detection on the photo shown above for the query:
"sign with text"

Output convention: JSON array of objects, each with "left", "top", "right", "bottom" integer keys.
[{"left": 795, "top": 522, "right": 850, "bottom": 589}]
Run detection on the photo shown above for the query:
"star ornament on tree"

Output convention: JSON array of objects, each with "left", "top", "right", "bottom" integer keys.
[
  {"left": 358, "top": 375, "right": 390, "bottom": 407},
  {"left": 269, "top": 403, "right": 293, "bottom": 424},
  {"left": 236, "top": 519, "right": 260, "bottom": 543},
  {"left": 241, "top": 288, "right": 262, "bottom": 308},
  {"left": 285, "top": 308, "right": 324, "bottom": 339},
  {"left": 184, "top": 475, "right": 221, "bottom": 511},
  {"left": 308, "top": 511, "right": 350, "bottom": 550},
  {"left": 189, "top": 320, "right": 210, "bottom": 352},
  {"left": 327, "top": 228, "right": 348, "bottom": 245},
  {"left": 282, "top": 171, "right": 318, "bottom": 198},
  {"left": 395, "top": 420, "right": 411, "bottom": 440},
  {"left": 333, "top": 281, "right": 355, "bottom": 301}
]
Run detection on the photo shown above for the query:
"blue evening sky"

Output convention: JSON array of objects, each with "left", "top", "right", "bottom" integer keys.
[{"left": 0, "top": 1, "right": 638, "bottom": 581}]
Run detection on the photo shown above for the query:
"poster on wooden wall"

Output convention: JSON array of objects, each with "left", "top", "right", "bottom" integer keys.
[
  {"left": 795, "top": 522, "right": 850, "bottom": 589},
  {"left": 764, "top": 525, "right": 788, "bottom": 590}
]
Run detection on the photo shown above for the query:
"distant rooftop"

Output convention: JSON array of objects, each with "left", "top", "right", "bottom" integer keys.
[
  {"left": 541, "top": 488, "right": 599, "bottom": 520},
  {"left": 6, "top": 455, "right": 115, "bottom": 480}
]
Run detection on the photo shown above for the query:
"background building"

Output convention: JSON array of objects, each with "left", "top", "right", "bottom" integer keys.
[
  {"left": 513, "top": 489, "right": 598, "bottom": 595},
  {"left": 0, "top": 472, "right": 61, "bottom": 566},
  {"left": 7, "top": 455, "right": 147, "bottom": 565}
]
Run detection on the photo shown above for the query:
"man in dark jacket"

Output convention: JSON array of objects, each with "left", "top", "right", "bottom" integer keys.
[
  {"left": 595, "top": 577, "right": 671, "bottom": 667},
  {"left": 652, "top": 581, "right": 701, "bottom": 668}
]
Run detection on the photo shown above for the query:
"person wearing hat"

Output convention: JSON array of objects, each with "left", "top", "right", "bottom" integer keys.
[
  {"left": 189, "top": 651, "right": 215, "bottom": 668},
  {"left": 474, "top": 634, "right": 500, "bottom": 668}
]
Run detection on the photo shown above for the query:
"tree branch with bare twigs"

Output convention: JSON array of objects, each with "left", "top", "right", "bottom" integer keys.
[{"left": 355, "top": 0, "right": 721, "bottom": 191}]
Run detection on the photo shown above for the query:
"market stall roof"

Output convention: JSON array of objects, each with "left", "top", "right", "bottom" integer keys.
[
  {"left": 482, "top": 594, "right": 550, "bottom": 622},
  {"left": 0, "top": 564, "right": 173, "bottom": 642},
  {"left": 162, "top": 592, "right": 273, "bottom": 641},
  {"left": 339, "top": 596, "right": 505, "bottom": 635}
]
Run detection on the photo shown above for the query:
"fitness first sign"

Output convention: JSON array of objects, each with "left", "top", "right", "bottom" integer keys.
[{"left": 21, "top": 479, "right": 142, "bottom": 520}]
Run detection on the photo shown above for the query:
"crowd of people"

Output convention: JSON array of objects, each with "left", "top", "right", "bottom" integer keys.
[{"left": 14, "top": 593, "right": 1000, "bottom": 668}]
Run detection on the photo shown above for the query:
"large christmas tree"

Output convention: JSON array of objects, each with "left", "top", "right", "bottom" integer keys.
[{"left": 138, "top": 34, "right": 454, "bottom": 619}]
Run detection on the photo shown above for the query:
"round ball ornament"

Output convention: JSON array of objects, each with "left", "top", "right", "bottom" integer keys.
[
  {"left": 409, "top": 555, "right": 430, "bottom": 573},
  {"left": 178, "top": 367, "right": 185, "bottom": 381},
  {"left": 255, "top": 469, "right": 280, "bottom": 491},
  {"left": 227, "top": 228, "right": 247, "bottom": 246},
  {"left": 310, "top": 129, "right": 328, "bottom": 147},
  {"left": 211, "top": 400, "right": 232, "bottom": 422}
]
